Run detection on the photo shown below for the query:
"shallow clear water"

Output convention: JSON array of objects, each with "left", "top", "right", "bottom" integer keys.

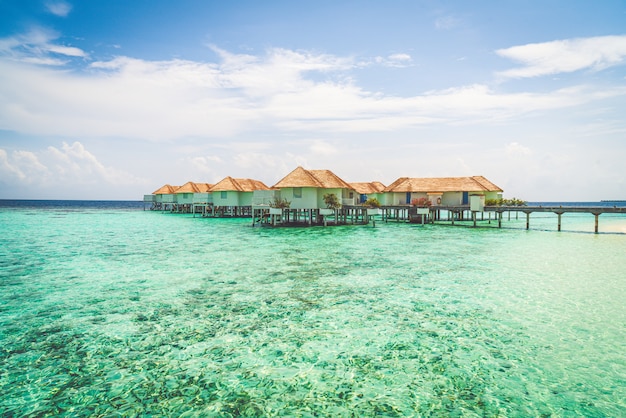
[{"left": 1, "top": 202, "right": 625, "bottom": 416}]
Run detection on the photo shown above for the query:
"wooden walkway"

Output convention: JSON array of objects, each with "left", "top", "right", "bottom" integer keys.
[
  {"left": 430, "top": 205, "right": 626, "bottom": 233},
  {"left": 152, "top": 202, "right": 625, "bottom": 233}
]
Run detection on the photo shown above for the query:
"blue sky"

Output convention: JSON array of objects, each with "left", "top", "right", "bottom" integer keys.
[{"left": 1, "top": 0, "right": 625, "bottom": 200}]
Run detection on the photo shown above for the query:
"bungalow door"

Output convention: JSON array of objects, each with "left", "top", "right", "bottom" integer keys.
[
  {"left": 406, "top": 192, "right": 411, "bottom": 204},
  {"left": 462, "top": 192, "right": 469, "bottom": 205}
]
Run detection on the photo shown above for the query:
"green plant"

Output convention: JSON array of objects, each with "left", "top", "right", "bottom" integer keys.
[
  {"left": 485, "top": 198, "right": 500, "bottom": 206},
  {"left": 323, "top": 193, "right": 341, "bottom": 210},
  {"left": 362, "top": 197, "right": 381, "bottom": 208},
  {"left": 485, "top": 197, "right": 527, "bottom": 207},
  {"left": 269, "top": 197, "right": 290, "bottom": 209}
]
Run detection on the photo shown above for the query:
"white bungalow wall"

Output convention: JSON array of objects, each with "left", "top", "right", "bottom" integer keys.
[
  {"left": 214, "top": 191, "right": 240, "bottom": 207},
  {"left": 377, "top": 193, "right": 392, "bottom": 206},
  {"left": 161, "top": 194, "right": 177, "bottom": 204},
  {"left": 280, "top": 187, "right": 318, "bottom": 209},
  {"left": 342, "top": 189, "right": 359, "bottom": 206},
  {"left": 239, "top": 192, "right": 253, "bottom": 206},
  {"left": 193, "top": 193, "right": 213, "bottom": 205},
  {"left": 252, "top": 190, "right": 279, "bottom": 206},
  {"left": 176, "top": 193, "right": 194, "bottom": 205},
  {"left": 441, "top": 192, "right": 461, "bottom": 205},
  {"left": 384, "top": 192, "right": 414, "bottom": 205}
]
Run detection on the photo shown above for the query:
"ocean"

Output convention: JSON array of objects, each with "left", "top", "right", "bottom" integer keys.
[{"left": 1, "top": 200, "right": 625, "bottom": 416}]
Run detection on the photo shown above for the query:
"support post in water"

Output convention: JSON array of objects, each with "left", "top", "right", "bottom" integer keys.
[{"left": 556, "top": 212, "right": 563, "bottom": 232}]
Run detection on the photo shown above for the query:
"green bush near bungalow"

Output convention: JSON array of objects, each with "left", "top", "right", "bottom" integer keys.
[
  {"left": 486, "top": 198, "right": 527, "bottom": 206},
  {"left": 362, "top": 197, "right": 381, "bottom": 208},
  {"left": 323, "top": 193, "right": 342, "bottom": 210},
  {"left": 270, "top": 197, "right": 291, "bottom": 209}
]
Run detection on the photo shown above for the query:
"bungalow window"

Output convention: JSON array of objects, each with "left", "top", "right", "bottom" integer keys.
[
  {"left": 221, "top": 191, "right": 227, "bottom": 199},
  {"left": 293, "top": 187, "right": 302, "bottom": 198}
]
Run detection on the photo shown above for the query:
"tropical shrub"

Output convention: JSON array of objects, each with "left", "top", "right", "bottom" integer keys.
[
  {"left": 362, "top": 197, "right": 381, "bottom": 208},
  {"left": 485, "top": 198, "right": 527, "bottom": 206},
  {"left": 269, "top": 197, "right": 290, "bottom": 209},
  {"left": 323, "top": 193, "right": 342, "bottom": 209}
]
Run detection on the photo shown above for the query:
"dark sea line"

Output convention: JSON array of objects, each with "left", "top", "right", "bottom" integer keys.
[{"left": 0, "top": 200, "right": 144, "bottom": 210}]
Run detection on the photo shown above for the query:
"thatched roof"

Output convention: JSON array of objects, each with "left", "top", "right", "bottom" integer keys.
[
  {"left": 175, "top": 181, "right": 203, "bottom": 194},
  {"left": 210, "top": 177, "right": 270, "bottom": 192},
  {"left": 152, "top": 184, "right": 178, "bottom": 195},
  {"left": 273, "top": 166, "right": 352, "bottom": 189},
  {"left": 195, "top": 183, "right": 213, "bottom": 193},
  {"left": 383, "top": 176, "right": 502, "bottom": 193},
  {"left": 349, "top": 181, "right": 386, "bottom": 194}
]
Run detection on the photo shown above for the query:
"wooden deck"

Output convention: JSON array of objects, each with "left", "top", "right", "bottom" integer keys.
[
  {"left": 152, "top": 202, "right": 625, "bottom": 233},
  {"left": 430, "top": 205, "right": 626, "bottom": 233}
]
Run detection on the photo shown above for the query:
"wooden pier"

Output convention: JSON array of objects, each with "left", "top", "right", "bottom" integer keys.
[
  {"left": 428, "top": 205, "right": 626, "bottom": 233},
  {"left": 150, "top": 201, "right": 625, "bottom": 234}
]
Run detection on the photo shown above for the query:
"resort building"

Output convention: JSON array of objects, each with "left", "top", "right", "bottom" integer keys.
[
  {"left": 210, "top": 177, "right": 270, "bottom": 216},
  {"left": 175, "top": 181, "right": 206, "bottom": 212},
  {"left": 145, "top": 169, "right": 508, "bottom": 227},
  {"left": 249, "top": 166, "right": 359, "bottom": 226},
  {"left": 349, "top": 182, "right": 387, "bottom": 205},
  {"left": 191, "top": 182, "right": 213, "bottom": 215},
  {"left": 383, "top": 176, "right": 503, "bottom": 206},
  {"left": 147, "top": 184, "right": 179, "bottom": 211},
  {"left": 272, "top": 166, "right": 354, "bottom": 209}
]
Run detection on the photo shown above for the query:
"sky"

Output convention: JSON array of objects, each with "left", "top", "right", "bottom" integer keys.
[{"left": 1, "top": 1, "right": 625, "bottom": 201}]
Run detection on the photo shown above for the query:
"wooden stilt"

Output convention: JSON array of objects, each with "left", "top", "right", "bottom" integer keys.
[{"left": 556, "top": 212, "right": 563, "bottom": 231}]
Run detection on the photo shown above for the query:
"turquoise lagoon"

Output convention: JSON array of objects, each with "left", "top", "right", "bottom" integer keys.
[{"left": 0, "top": 201, "right": 625, "bottom": 416}]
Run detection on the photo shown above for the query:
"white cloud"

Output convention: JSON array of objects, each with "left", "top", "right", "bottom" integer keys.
[
  {"left": 435, "top": 16, "right": 461, "bottom": 30},
  {"left": 45, "top": 1, "right": 72, "bottom": 17},
  {"left": 1, "top": 36, "right": 624, "bottom": 143},
  {"left": 497, "top": 35, "right": 626, "bottom": 78},
  {"left": 309, "top": 140, "right": 338, "bottom": 156},
  {"left": 0, "top": 149, "right": 26, "bottom": 180},
  {"left": 233, "top": 152, "right": 284, "bottom": 171},
  {"left": 506, "top": 142, "right": 532, "bottom": 156},
  {"left": 374, "top": 53, "right": 413, "bottom": 68},
  {"left": 2, "top": 51, "right": 622, "bottom": 142},
  {"left": 0, "top": 28, "right": 87, "bottom": 65},
  {"left": 1, "top": 142, "right": 145, "bottom": 188},
  {"left": 183, "top": 155, "right": 224, "bottom": 175}
]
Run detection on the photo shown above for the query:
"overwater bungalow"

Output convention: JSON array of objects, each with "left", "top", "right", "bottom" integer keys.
[
  {"left": 147, "top": 184, "right": 179, "bottom": 211},
  {"left": 272, "top": 166, "right": 354, "bottom": 209},
  {"left": 349, "top": 181, "right": 387, "bottom": 205},
  {"left": 144, "top": 169, "right": 626, "bottom": 233},
  {"left": 383, "top": 176, "right": 503, "bottom": 206},
  {"left": 192, "top": 183, "right": 214, "bottom": 215},
  {"left": 174, "top": 181, "right": 205, "bottom": 213},
  {"left": 209, "top": 177, "right": 270, "bottom": 217},
  {"left": 252, "top": 166, "right": 363, "bottom": 226}
]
